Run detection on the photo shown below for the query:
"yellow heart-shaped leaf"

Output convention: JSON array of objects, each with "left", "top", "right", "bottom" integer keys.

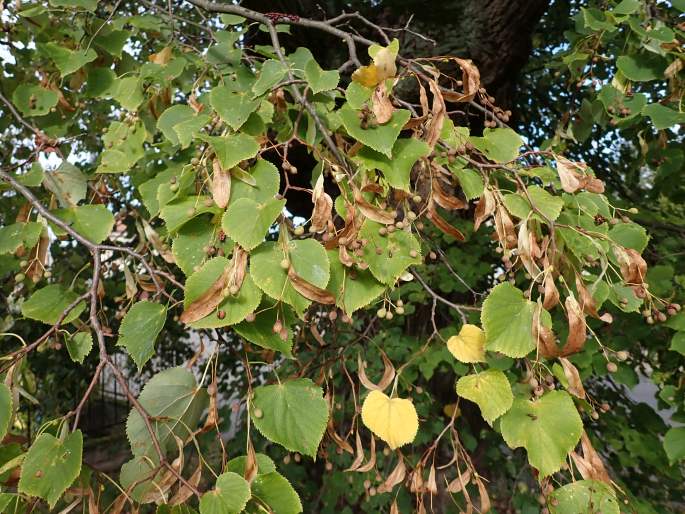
[
  {"left": 447, "top": 324, "right": 486, "bottom": 363},
  {"left": 361, "top": 390, "right": 418, "bottom": 449},
  {"left": 351, "top": 64, "right": 381, "bottom": 88}
]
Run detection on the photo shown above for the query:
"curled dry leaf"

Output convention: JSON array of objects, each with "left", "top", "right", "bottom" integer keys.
[
  {"left": 494, "top": 205, "right": 517, "bottom": 249},
  {"left": 26, "top": 229, "right": 49, "bottom": 283},
  {"left": 355, "top": 433, "right": 377, "bottom": 473},
  {"left": 425, "top": 79, "right": 446, "bottom": 149},
  {"left": 211, "top": 159, "right": 231, "bottom": 209},
  {"left": 142, "top": 219, "right": 175, "bottom": 263},
  {"left": 327, "top": 417, "right": 354, "bottom": 455},
  {"left": 148, "top": 46, "right": 172, "bottom": 65},
  {"left": 556, "top": 156, "right": 605, "bottom": 194},
  {"left": 354, "top": 189, "right": 396, "bottom": 225},
  {"left": 338, "top": 244, "right": 355, "bottom": 267},
  {"left": 372, "top": 81, "right": 394, "bottom": 124},
  {"left": 357, "top": 353, "right": 396, "bottom": 392},
  {"left": 170, "top": 463, "right": 201, "bottom": 505},
  {"left": 517, "top": 222, "right": 541, "bottom": 279},
  {"left": 615, "top": 246, "right": 647, "bottom": 286},
  {"left": 442, "top": 57, "right": 480, "bottom": 103},
  {"left": 383, "top": 455, "right": 407, "bottom": 491},
  {"left": 228, "top": 245, "right": 248, "bottom": 292},
  {"left": 476, "top": 476, "right": 492, "bottom": 513},
  {"left": 325, "top": 201, "right": 360, "bottom": 250},
  {"left": 432, "top": 178, "right": 467, "bottom": 210},
  {"left": 559, "top": 357, "right": 586, "bottom": 399},
  {"left": 447, "top": 468, "right": 471, "bottom": 493},
  {"left": 345, "top": 430, "right": 366, "bottom": 472},
  {"left": 473, "top": 189, "right": 496, "bottom": 232},
  {"left": 426, "top": 464, "right": 438, "bottom": 495},
  {"left": 570, "top": 432, "right": 612, "bottom": 485},
  {"left": 245, "top": 439, "right": 258, "bottom": 483},
  {"left": 575, "top": 275, "right": 612, "bottom": 323},
  {"left": 179, "top": 267, "right": 230, "bottom": 324},
  {"left": 563, "top": 294, "right": 587, "bottom": 356},
  {"left": 427, "top": 202, "right": 465, "bottom": 241},
  {"left": 534, "top": 301, "right": 560, "bottom": 359},
  {"left": 542, "top": 266, "right": 560, "bottom": 310},
  {"left": 288, "top": 266, "right": 336, "bottom": 304},
  {"left": 311, "top": 174, "right": 333, "bottom": 233}
]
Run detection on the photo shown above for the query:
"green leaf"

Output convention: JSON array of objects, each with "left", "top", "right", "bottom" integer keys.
[
  {"left": 49, "top": 0, "right": 98, "bottom": 10},
  {"left": 21, "top": 284, "right": 86, "bottom": 325},
  {"left": 250, "top": 472, "right": 303, "bottom": 514},
  {"left": 229, "top": 160, "right": 280, "bottom": 206},
  {"left": 502, "top": 186, "right": 563, "bottom": 222},
  {"left": 126, "top": 367, "right": 208, "bottom": 458},
  {"left": 41, "top": 43, "right": 97, "bottom": 76},
  {"left": 226, "top": 453, "right": 276, "bottom": 475},
  {"left": 16, "top": 162, "right": 45, "bottom": 187},
  {"left": 222, "top": 197, "right": 285, "bottom": 250},
  {"left": 118, "top": 301, "right": 167, "bottom": 369},
  {"left": 664, "top": 427, "right": 685, "bottom": 464},
  {"left": 355, "top": 139, "right": 430, "bottom": 191},
  {"left": 210, "top": 84, "right": 260, "bottom": 131},
  {"left": 172, "top": 217, "right": 218, "bottom": 276},
  {"left": 452, "top": 167, "right": 484, "bottom": 200},
  {"left": 98, "top": 120, "right": 146, "bottom": 174},
  {"left": 72, "top": 205, "right": 115, "bottom": 243},
  {"left": 119, "top": 454, "right": 162, "bottom": 503},
  {"left": 250, "top": 239, "right": 330, "bottom": 314},
  {"left": 110, "top": 76, "right": 144, "bottom": 111},
  {"left": 642, "top": 103, "right": 685, "bottom": 130},
  {"left": 549, "top": 480, "right": 619, "bottom": 514},
  {"left": 326, "top": 249, "right": 385, "bottom": 315},
  {"left": 199, "top": 472, "right": 251, "bottom": 514},
  {"left": 613, "top": 0, "right": 640, "bottom": 15},
  {"left": 251, "top": 378, "right": 329, "bottom": 457},
  {"left": 11, "top": 85, "right": 58, "bottom": 116},
  {"left": 201, "top": 134, "right": 260, "bottom": 170},
  {"left": 345, "top": 81, "right": 372, "bottom": 110},
  {"left": 609, "top": 222, "right": 648, "bottom": 252},
  {"left": 304, "top": 59, "right": 339, "bottom": 94},
  {"left": 500, "top": 391, "right": 583, "bottom": 477},
  {"left": 616, "top": 54, "right": 667, "bottom": 82},
  {"left": 93, "top": 28, "right": 130, "bottom": 58},
  {"left": 358, "top": 220, "right": 422, "bottom": 285},
  {"left": 338, "top": 104, "right": 411, "bottom": 158},
  {"left": 159, "top": 196, "right": 220, "bottom": 234},
  {"left": 85, "top": 67, "right": 116, "bottom": 98},
  {"left": 469, "top": 128, "right": 523, "bottom": 163},
  {"left": 0, "top": 384, "right": 12, "bottom": 442},
  {"left": 157, "top": 105, "right": 210, "bottom": 148},
  {"left": 456, "top": 369, "right": 513, "bottom": 425},
  {"left": 66, "top": 332, "right": 93, "bottom": 364},
  {"left": 0, "top": 222, "right": 43, "bottom": 255},
  {"left": 221, "top": 14, "right": 246, "bottom": 25},
  {"left": 18, "top": 431, "right": 83, "bottom": 509},
  {"left": 482, "top": 283, "right": 550, "bottom": 358},
  {"left": 670, "top": 332, "right": 685, "bottom": 356},
  {"left": 253, "top": 60, "right": 287, "bottom": 97},
  {"left": 234, "top": 300, "right": 296, "bottom": 356},
  {"left": 42, "top": 161, "right": 88, "bottom": 207}
]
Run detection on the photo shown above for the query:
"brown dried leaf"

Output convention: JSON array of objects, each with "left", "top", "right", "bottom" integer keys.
[
  {"left": 517, "top": 222, "right": 541, "bottom": 278},
  {"left": 357, "top": 353, "right": 396, "bottom": 392},
  {"left": 26, "top": 230, "right": 49, "bottom": 283},
  {"left": 87, "top": 488, "right": 99, "bottom": 514},
  {"left": 425, "top": 79, "right": 446, "bottom": 149},
  {"left": 356, "top": 199, "right": 396, "bottom": 225},
  {"left": 170, "top": 463, "right": 201, "bottom": 505},
  {"left": 542, "top": 269, "right": 560, "bottom": 310},
  {"left": 432, "top": 178, "right": 466, "bottom": 210},
  {"left": 229, "top": 245, "right": 248, "bottom": 292},
  {"left": 494, "top": 205, "right": 517, "bottom": 249},
  {"left": 311, "top": 174, "right": 333, "bottom": 233},
  {"left": 562, "top": 295, "right": 587, "bottom": 356},
  {"left": 211, "top": 159, "right": 231, "bottom": 209},
  {"left": 556, "top": 156, "right": 584, "bottom": 193},
  {"left": 327, "top": 418, "right": 354, "bottom": 454},
  {"left": 559, "top": 357, "right": 586, "bottom": 399},
  {"left": 476, "top": 476, "right": 491, "bottom": 513},
  {"left": 372, "top": 81, "right": 394, "bottom": 124},
  {"left": 142, "top": 219, "right": 175, "bottom": 264},
  {"left": 447, "top": 469, "right": 471, "bottom": 493},
  {"left": 356, "top": 434, "right": 377, "bottom": 473},
  {"left": 534, "top": 301, "right": 561, "bottom": 359},
  {"left": 288, "top": 266, "right": 336, "bottom": 304},
  {"left": 325, "top": 201, "right": 360, "bottom": 250},
  {"left": 179, "top": 267, "right": 230, "bottom": 324},
  {"left": 390, "top": 500, "right": 400, "bottom": 514},
  {"left": 426, "top": 464, "right": 438, "bottom": 495},
  {"left": 346, "top": 430, "right": 366, "bottom": 472},
  {"left": 383, "top": 455, "right": 407, "bottom": 491},
  {"left": 339, "top": 244, "right": 355, "bottom": 267},
  {"left": 149, "top": 46, "right": 172, "bottom": 65},
  {"left": 571, "top": 432, "right": 611, "bottom": 485},
  {"left": 428, "top": 202, "right": 465, "bottom": 241},
  {"left": 473, "top": 189, "right": 495, "bottom": 232}
]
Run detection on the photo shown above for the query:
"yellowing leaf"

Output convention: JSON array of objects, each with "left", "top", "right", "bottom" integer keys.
[
  {"left": 352, "top": 39, "right": 399, "bottom": 88},
  {"left": 447, "top": 324, "right": 486, "bottom": 363},
  {"left": 148, "top": 46, "right": 172, "bottom": 65},
  {"left": 361, "top": 390, "right": 418, "bottom": 450}
]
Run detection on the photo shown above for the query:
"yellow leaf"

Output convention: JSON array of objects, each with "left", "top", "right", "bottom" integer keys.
[
  {"left": 149, "top": 46, "right": 172, "bottom": 66},
  {"left": 351, "top": 39, "right": 399, "bottom": 88},
  {"left": 447, "top": 324, "right": 486, "bottom": 363},
  {"left": 351, "top": 64, "right": 381, "bottom": 88},
  {"left": 361, "top": 390, "right": 418, "bottom": 450}
]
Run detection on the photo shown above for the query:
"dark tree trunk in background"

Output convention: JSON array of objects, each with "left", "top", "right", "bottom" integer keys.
[{"left": 242, "top": 0, "right": 550, "bottom": 109}]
